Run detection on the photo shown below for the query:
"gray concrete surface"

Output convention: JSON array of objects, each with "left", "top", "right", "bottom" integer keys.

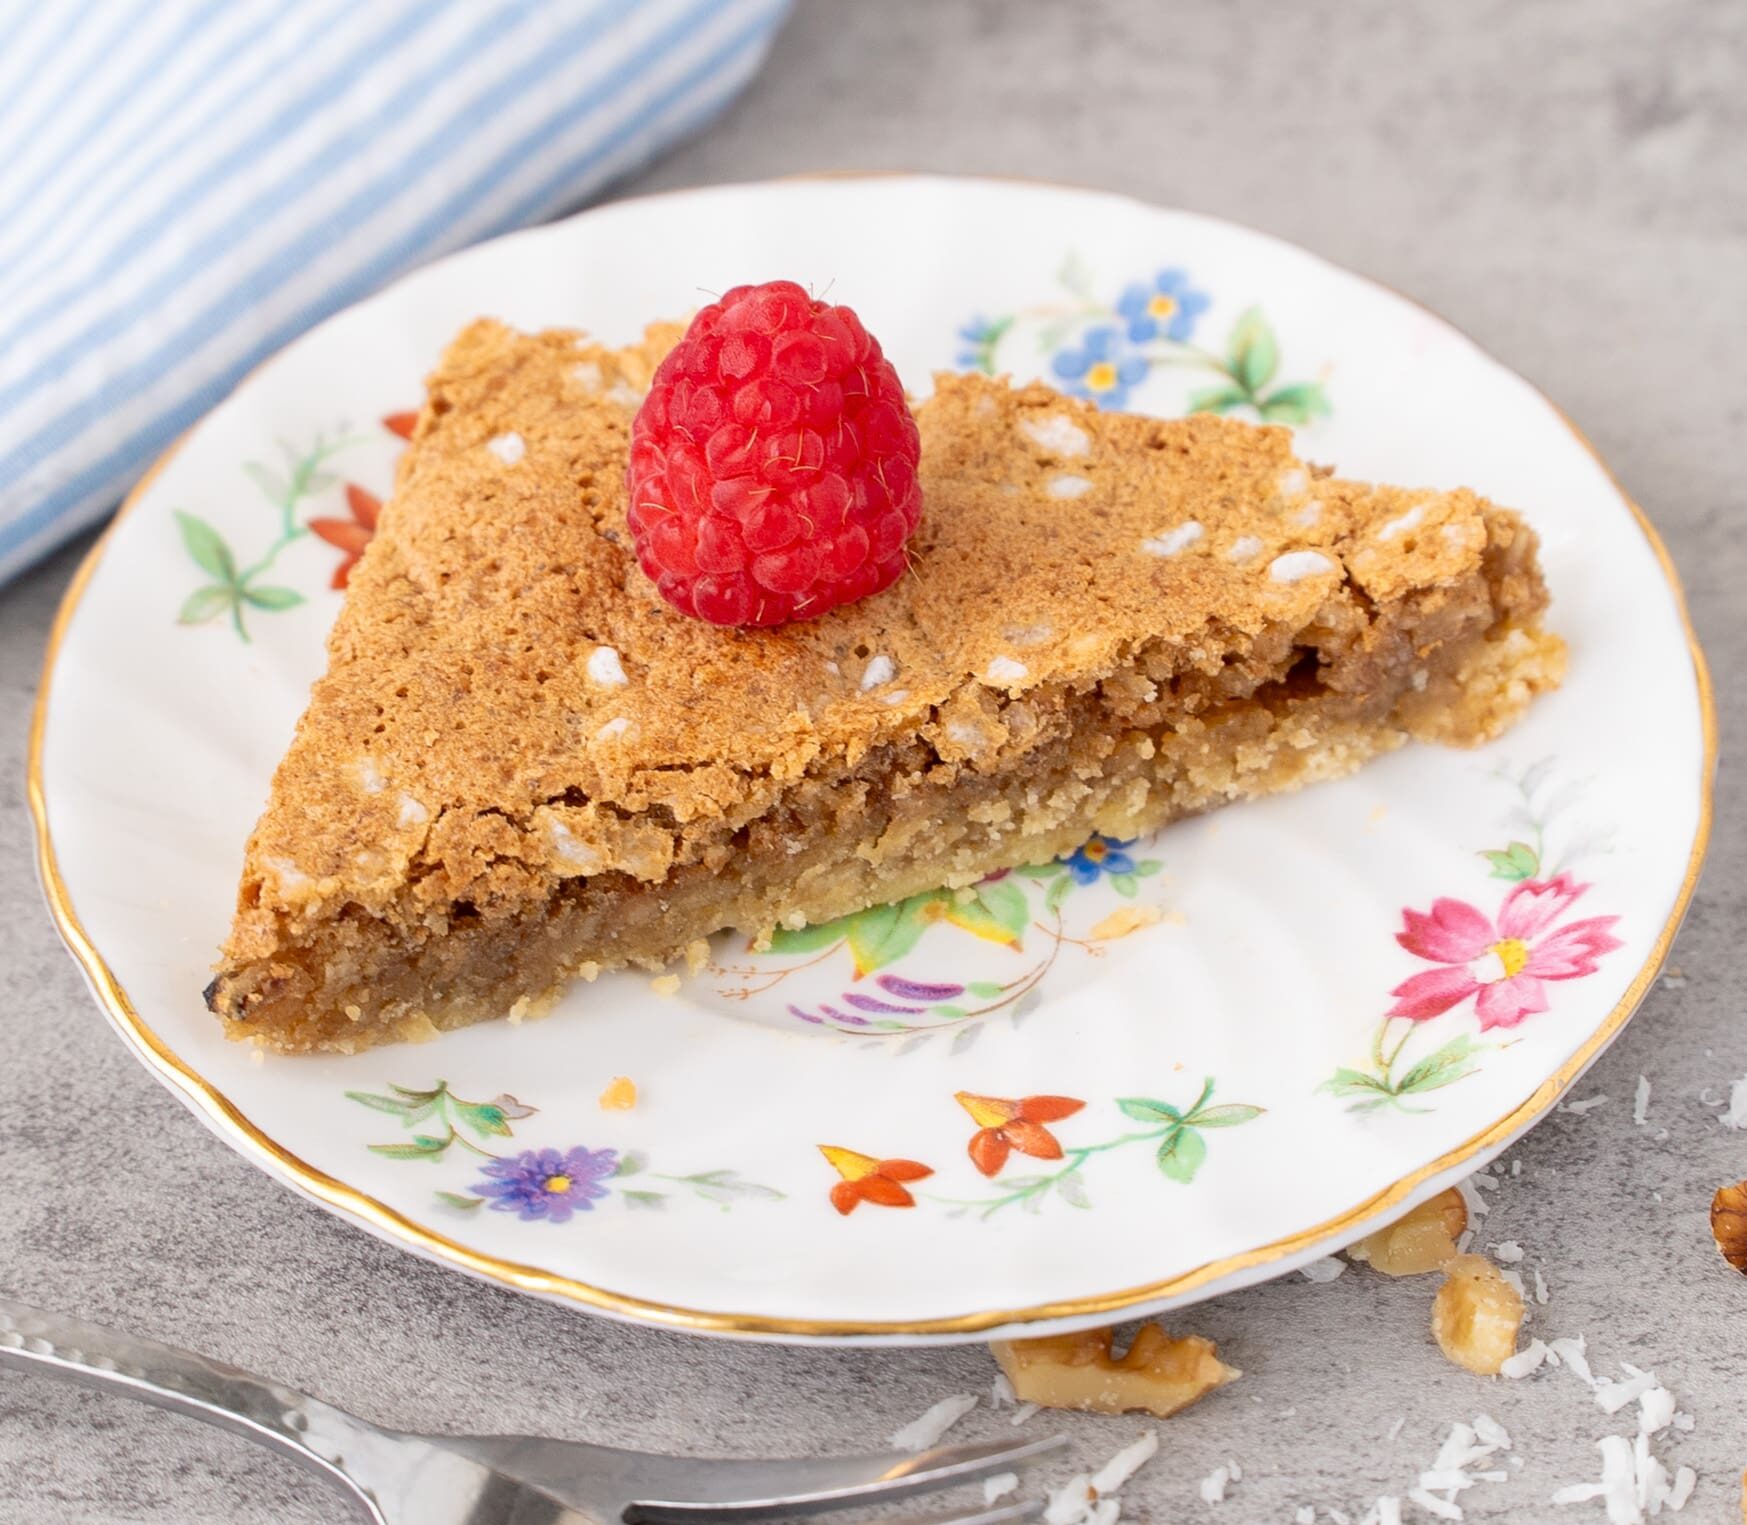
[{"left": 3, "top": 2, "right": 1744, "bottom": 1520}]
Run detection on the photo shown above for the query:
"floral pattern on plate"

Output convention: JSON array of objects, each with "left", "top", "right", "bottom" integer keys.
[
  {"left": 958, "top": 253, "right": 1330, "bottom": 423},
  {"left": 346, "top": 1080, "right": 784, "bottom": 1219},
  {"left": 1324, "top": 761, "right": 1623, "bottom": 1113},
  {"left": 710, "top": 836, "right": 1167, "bottom": 1052}
]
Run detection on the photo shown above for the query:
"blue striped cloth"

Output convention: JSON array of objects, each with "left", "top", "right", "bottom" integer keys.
[{"left": 0, "top": 0, "right": 789, "bottom": 584}]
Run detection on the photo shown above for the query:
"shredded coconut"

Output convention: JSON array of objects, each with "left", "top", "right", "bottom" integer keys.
[
  {"left": 1269, "top": 549, "right": 1336, "bottom": 582},
  {"left": 859, "top": 654, "right": 896, "bottom": 689},
  {"left": 1044, "top": 1474, "right": 1095, "bottom": 1525},
  {"left": 1010, "top": 1401, "right": 1039, "bottom": 1426},
  {"left": 1562, "top": 1094, "right": 1610, "bottom": 1114},
  {"left": 1549, "top": 1336, "right": 1595, "bottom": 1386},
  {"left": 485, "top": 431, "right": 525, "bottom": 465},
  {"left": 1632, "top": 1075, "right": 1651, "bottom": 1125},
  {"left": 989, "top": 1372, "right": 1015, "bottom": 1408},
  {"left": 1534, "top": 1267, "right": 1551, "bottom": 1304},
  {"left": 1019, "top": 413, "right": 1092, "bottom": 458},
  {"left": 1227, "top": 534, "right": 1264, "bottom": 563},
  {"left": 1089, "top": 1431, "right": 1159, "bottom": 1495},
  {"left": 1493, "top": 1241, "right": 1525, "bottom": 1263},
  {"left": 586, "top": 645, "right": 628, "bottom": 687},
  {"left": 1377, "top": 503, "right": 1426, "bottom": 540},
  {"left": 1501, "top": 1339, "right": 1551, "bottom": 1379},
  {"left": 1048, "top": 473, "right": 1094, "bottom": 499},
  {"left": 888, "top": 1393, "right": 977, "bottom": 1451},
  {"left": 1406, "top": 1489, "right": 1463, "bottom": 1520},
  {"left": 1637, "top": 1386, "right": 1676, "bottom": 1437},
  {"left": 984, "top": 1472, "right": 1019, "bottom": 1504},
  {"left": 1593, "top": 1371, "right": 1658, "bottom": 1416},
  {"left": 1719, "top": 1073, "right": 1747, "bottom": 1128},
  {"left": 1301, "top": 1255, "right": 1347, "bottom": 1282},
  {"left": 595, "top": 716, "right": 630, "bottom": 741},
  {"left": 1140, "top": 520, "right": 1202, "bottom": 557},
  {"left": 1199, "top": 1464, "right": 1234, "bottom": 1504},
  {"left": 986, "top": 655, "right": 1029, "bottom": 683}
]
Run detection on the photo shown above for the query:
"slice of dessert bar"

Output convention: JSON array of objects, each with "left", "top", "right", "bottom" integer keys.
[{"left": 206, "top": 318, "right": 1563, "bottom": 1053}]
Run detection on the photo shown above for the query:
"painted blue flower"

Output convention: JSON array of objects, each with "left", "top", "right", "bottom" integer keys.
[
  {"left": 475, "top": 1145, "right": 618, "bottom": 1223},
  {"left": 1062, "top": 835, "right": 1139, "bottom": 884},
  {"left": 1051, "top": 325, "right": 1148, "bottom": 410},
  {"left": 1116, "top": 268, "right": 1210, "bottom": 345},
  {"left": 957, "top": 314, "right": 1004, "bottom": 371}
]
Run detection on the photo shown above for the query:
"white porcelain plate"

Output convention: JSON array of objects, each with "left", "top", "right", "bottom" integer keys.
[{"left": 31, "top": 176, "right": 1712, "bottom": 1344}]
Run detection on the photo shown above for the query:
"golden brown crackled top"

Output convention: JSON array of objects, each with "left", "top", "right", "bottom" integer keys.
[{"left": 234, "top": 317, "right": 1514, "bottom": 931}]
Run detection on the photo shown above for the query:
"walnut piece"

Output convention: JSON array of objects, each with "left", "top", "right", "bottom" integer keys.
[
  {"left": 1710, "top": 1179, "right": 1747, "bottom": 1274},
  {"left": 1432, "top": 1253, "right": 1525, "bottom": 1375},
  {"left": 990, "top": 1322, "right": 1239, "bottom": 1418},
  {"left": 1348, "top": 1187, "right": 1469, "bottom": 1276}
]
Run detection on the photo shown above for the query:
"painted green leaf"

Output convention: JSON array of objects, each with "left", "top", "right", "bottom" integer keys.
[
  {"left": 244, "top": 462, "right": 289, "bottom": 503},
  {"left": 972, "top": 878, "right": 1031, "bottom": 939},
  {"left": 622, "top": 1190, "right": 666, "bottom": 1210},
  {"left": 241, "top": 584, "right": 304, "bottom": 611},
  {"left": 766, "top": 919, "right": 847, "bottom": 955},
  {"left": 1057, "top": 251, "right": 1095, "bottom": 299},
  {"left": 939, "top": 893, "right": 1024, "bottom": 950},
  {"left": 1014, "top": 862, "right": 1065, "bottom": 880},
  {"left": 1133, "top": 859, "right": 1163, "bottom": 876},
  {"left": 177, "top": 585, "right": 235, "bottom": 625},
  {"left": 1396, "top": 1034, "right": 1484, "bottom": 1096},
  {"left": 345, "top": 1089, "right": 418, "bottom": 1116},
  {"left": 1109, "top": 873, "right": 1139, "bottom": 899},
  {"left": 1055, "top": 1171, "right": 1092, "bottom": 1209},
  {"left": 950, "top": 1023, "right": 981, "bottom": 1056},
  {"left": 1185, "top": 1077, "right": 1216, "bottom": 1116},
  {"left": 1156, "top": 1125, "right": 1208, "bottom": 1184},
  {"left": 933, "top": 1004, "right": 969, "bottom": 1020},
  {"left": 1227, "top": 308, "right": 1279, "bottom": 392},
  {"left": 1321, "top": 1068, "right": 1394, "bottom": 1097},
  {"left": 845, "top": 897, "right": 931, "bottom": 975},
  {"left": 1258, "top": 382, "right": 1330, "bottom": 426},
  {"left": 967, "top": 981, "right": 1005, "bottom": 999},
  {"left": 1044, "top": 874, "right": 1072, "bottom": 916},
  {"left": 1187, "top": 384, "right": 1250, "bottom": 415},
  {"left": 1481, "top": 841, "right": 1541, "bottom": 882},
  {"left": 613, "top": 1150, "right": 648, "bottom": 1178},
  {"left": 679, "top": 1170, "right": 784, "bottom": 1206},
  {"left": 368, "top": 1137, "right": 448, "bottom": 1160},
  {"left": 302, "top": 468, "right": 338, "bottom": 494},
  {"left": 174, "top": 510, "right": 235, "bottom": 583},
  {"left": 454, "top": 1101, "right": 513, "bottom": 1138},
  {"left": 1117, "top": 1097, "right": 1180, "bottom": 1123},
  {"left": 1191, "top": 1103, "right": 1265, "bottom": 1128},
  {"left": 434, "top": 1191, "right": 483, "bottom": 1211}
]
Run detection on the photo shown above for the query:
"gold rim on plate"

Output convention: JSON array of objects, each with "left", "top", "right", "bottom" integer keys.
[{"left": 26, "top": 177, "right": 1717, "bottom": 1340}]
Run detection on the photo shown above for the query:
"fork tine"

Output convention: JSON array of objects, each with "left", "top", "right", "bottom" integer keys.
[{"left": 623, "top": 1433, "right": 1065, "bottom": 1521}]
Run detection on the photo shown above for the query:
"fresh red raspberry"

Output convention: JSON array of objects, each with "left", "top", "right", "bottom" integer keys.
[{"left": 626, "top": 280, "right": 923, "bottom": 627}]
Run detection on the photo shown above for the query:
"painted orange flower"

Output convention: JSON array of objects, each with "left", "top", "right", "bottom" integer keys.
[
  {"left": 818, "top": 1145, "right": 933, "bottom": 1214},
  {"left": 955, "top": 1091, "right": 1085, "bottom": 1177},
  {"left": 382, "top": 409, "right": 419, "bottom": 440},
  {"left": 308, "top": 484, "right": 380, "bottom": 589}
]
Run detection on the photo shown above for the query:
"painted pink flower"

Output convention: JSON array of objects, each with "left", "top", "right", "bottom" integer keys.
[{"left": 1388, "top": 872, "right": 1622, "bottom": 1031}]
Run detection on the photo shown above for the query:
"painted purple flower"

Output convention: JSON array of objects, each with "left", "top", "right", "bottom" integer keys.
[{"left": 474, "top": 1145, "right": 618, "bottom": 1223}]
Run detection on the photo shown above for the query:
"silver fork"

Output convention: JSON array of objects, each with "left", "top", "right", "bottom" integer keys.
[{"left": 0, "top": 1298, "right": 1059, "bottom": 1523}]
